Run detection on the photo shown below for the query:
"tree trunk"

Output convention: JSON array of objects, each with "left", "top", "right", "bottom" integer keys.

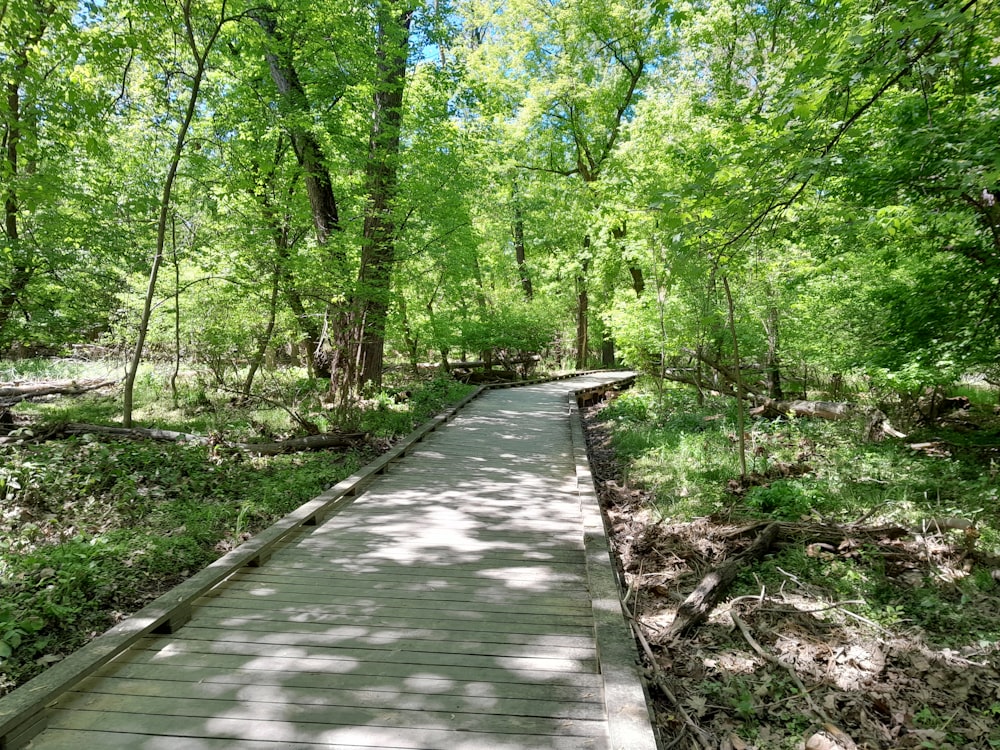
[
  {"left": 575, "top": 247, "right": 590, "bottom": 370},
  {"left": 252, "top": 7, "right": 342, "bottom": 378},
  {"left": 511, "top": 181, "right": 533, "bottom": 299},
  {"left": 0, "top": 6, "right": 52, "bottom": 346},
  {"left": 722, "top": 275, "right": 747, "bottom": 478},
  {"left": 251, "top": 7, "right": 341, "bottom": 244},
  {"left": 123, "top": 5, "right": 226, "bottom": 428},
  {"left": 764, "top": 305, "right": 783, "bottom": 399},
  {"left": 242, "top": 260, "right": 282, "bottom": 399},
  {"left": 331, "top": 4, "right": 414, "bottom": 402}
]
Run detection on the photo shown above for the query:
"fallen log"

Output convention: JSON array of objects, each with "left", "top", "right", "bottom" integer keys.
[
  {"left": 0, "top": 378, "right": 118, "bottom": 406},
  {"left": 664, "top": 522, "right": 780, "bottom": 642},
  {"left": 750, "top": 399, "right": 854, "bottom": 420},
  {"left": 752, "top": 399, "right": 906, "bottom": 441},
  {"left": 0, "top": 422, "right": 365, "bottom": 454},
  {"left": 230, "top": 432, "right": 365, "bottom": 455}
]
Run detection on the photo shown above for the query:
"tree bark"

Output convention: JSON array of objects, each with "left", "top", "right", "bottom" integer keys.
[
  {"left": 0, "top": 3, "right": 53, "bottom": 346},
  {"left": 764, "top": 305, "right": 783, "bottom": 399},
  {"left": 575, "top": 247, "right": 590, "bottom": 370},
  {"left": 251, "top": 7, "right": 345, "bottom": 378},
  {"left": 251, "top": 7, "right": 341, "bottom": 244},
  {"left": 664, "top": 522, "right": 779, "bottom": 642},
  {"left": 511, "top": 181, "right": 533, "bottom": 299},
  {"left": 331, "top": 3, "right": 414, "bottom": 402},
  {"left": 722, "top": 276, "right": 747, "bottom": 478},
  {"left": 242, "top": 259, "right": 282, "bottom": 399},
  {"left": 4, "top": 423, "right": 365, "bottom": 454},
  {"left": 0, "top": 379, "right": 117, "bottom": 406}
]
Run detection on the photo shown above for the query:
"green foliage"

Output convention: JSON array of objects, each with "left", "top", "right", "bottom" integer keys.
[
  {"left": 458, "top": 299, "right": 560, "bottom": 364},
  {"left": 603, "top": 381, "right": 1000, "bottom": 648},
  {"left": 745, "top": 479, "right": 824, "bottom": 521}
]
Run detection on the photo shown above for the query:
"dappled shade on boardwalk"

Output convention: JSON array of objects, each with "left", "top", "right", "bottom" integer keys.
[{"left": 24, "top": 375, "right": 651, "bottom": 750}]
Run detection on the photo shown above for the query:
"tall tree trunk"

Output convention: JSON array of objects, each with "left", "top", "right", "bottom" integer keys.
[
  {"left": 251, "top": 7, "right": 341, "bottom": 244},
  {"left": 170, "top": 215, "right": 181, "bottom": 408},
  {"left": 575, "top": 245, "right": 590, "bottom": 370},
  {"left": 252, "top": 6, "right": 341, "bottom": 377},
  {"left": 331, "top": 2, "right": 414, "bottom": 401},
  {"left": 722, "top": 276, "right": 747, "bottom": 479},
  {"left": 601, "top": 338, "right": 615, "bottom": 367},
  {"left": 0, "top": 5, "right": 53, "bottom": 346},
  {"left": 242, "top": 259, "right": 282, "bottom": 399},
  {"left": 764, "top": 305, "right": 783, "bottom": 399},
  {"left": 511, "top": 181, "right": 533, "bottom": 299},
  {"left": 629, "top": 267, "right": 645, "bottom": 296},
  {"left": 123, "top": 2, "right": 227, "bottom": 427}
]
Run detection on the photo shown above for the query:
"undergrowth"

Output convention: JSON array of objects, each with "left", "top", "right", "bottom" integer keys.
[{"left": 600, "top": 379, "right": 1000, "bottom": 645}]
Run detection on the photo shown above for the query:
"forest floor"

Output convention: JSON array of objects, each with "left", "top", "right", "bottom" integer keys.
[{"left": 581, "top": 395, "right": 1000, "bottom": 750}]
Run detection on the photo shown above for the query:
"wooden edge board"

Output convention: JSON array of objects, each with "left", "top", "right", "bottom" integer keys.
[
  {"left": 567, "top": 383, "right": 657, "bottom": 750},
  {"left": 0, "top": 370, "right": 630, "bottom": 748}
]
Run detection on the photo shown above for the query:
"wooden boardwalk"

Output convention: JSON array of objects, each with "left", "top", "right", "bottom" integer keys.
[{"left": 14, "top": 374, "right": 655, "bottom": 750}]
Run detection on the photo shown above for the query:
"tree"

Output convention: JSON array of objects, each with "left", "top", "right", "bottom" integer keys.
[{"left": 122, "top": 0, "right": 231, "bottom": 427}]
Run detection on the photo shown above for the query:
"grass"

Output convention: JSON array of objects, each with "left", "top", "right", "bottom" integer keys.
[
  {"left": 599, "top": 379, "right": 1000, "bottom": 645},
  {"left": 0, "top": 359, "right": 477, "bottom": 694}
]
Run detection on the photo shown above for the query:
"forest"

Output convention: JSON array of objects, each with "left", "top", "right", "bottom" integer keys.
[{"left": 2, "top": 0, "right": 1000, "bottom": 747}]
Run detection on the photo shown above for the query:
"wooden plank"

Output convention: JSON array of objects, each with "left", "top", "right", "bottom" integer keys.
[
  {"left": 237, "top": 559, "right": 590, "bottom": 587},
  {"left": 34, "top": 717, "right": 609, "bottom": 750},
  {"left": 222, "top": 572, "right": 592, "bottom": 608},
  {"left": 171, "top": 625, "right": 597, "bottom": 662},
  {"left": 288, "top": 544, "right": 587, "bottom": 565},
  {"left": 88, "top": 663, "right": 605, "bottom": 705},
  {"left": 72, "top": 675, "right": 602, "bottom": 720},
  {"left": 205, "top": 583, "right": 593, "bottom": 617},
  {"left": 194, "top": 597, "right": 596, "bottom": 628},
  {"left": 23, "top": 730, "right": 331, "bottom": 750},
  {"left": 259, "top": 557, "right": 590, "bottom": 579},
  {"left": 230, "top": 566, "right": 590, "bottom": 591},
  {"left": 124, "top": 645, "right": 605, "bottom": 688},
  {"left": 569, "top": 392, "right": 658, "bottom": 750},
  {"left": 51, "top": 692, "right": 609, "bottom": 738},
  {"left": 184, "top": 611, "right": 595, "bottom": 647},
  {"left": 129, "top": 637, "right": 599, "bottom": 674}
]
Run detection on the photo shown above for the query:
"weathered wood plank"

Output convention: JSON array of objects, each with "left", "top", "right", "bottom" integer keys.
[
  {"left": 86, "top": 663, "right": 605, "bottom": 705},
  {"left": 128, "top": 636, "right": 599, "bottom": 674},
  {"left": 32, "top": 720, "right": 608, "bottom": 750},
  {"left": 125, "top": 643, "right": 606, "bottom": 687},
  {"left": 208, "top": 583, "right": 593, "bottom": 616},
  {"left": 184, "top": 611, "right": 595, "bottom": 647},
  {"left": 259, "top": 551, "right": 590, "bottom": 576},
  {"left": 170, "top": 625, "right": 597, "bottom": 663},
  {"left": 51, "top": 692, "right": 609, "bottom": 738},
  {"left": 221, "top": 573, "right": 592, "bottom": 609},
  {"left": 193, "top": 598, "right": 596, "bottom": 628},
  {"left": 235, "top": 560, "right": 590, "bottom": 587},
  {"left": 66, "top": 676, "right": 604, "bottom": 721}
]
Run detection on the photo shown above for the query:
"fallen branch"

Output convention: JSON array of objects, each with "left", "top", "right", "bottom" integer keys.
[
  {"left": 752, "top": 399, "right": 906, "bottom": 441},
  {"left": 731, "top": 611, "right": 828, "bottom": 721},
  {"left": 622, "top": 598, "right": 713, "bottom": 750},
  {"left": 664, "top": 522, "right": 780, "bottom": 641},
  {"left": 731, "top": 612, "right": 859, "bottom": 749}
]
